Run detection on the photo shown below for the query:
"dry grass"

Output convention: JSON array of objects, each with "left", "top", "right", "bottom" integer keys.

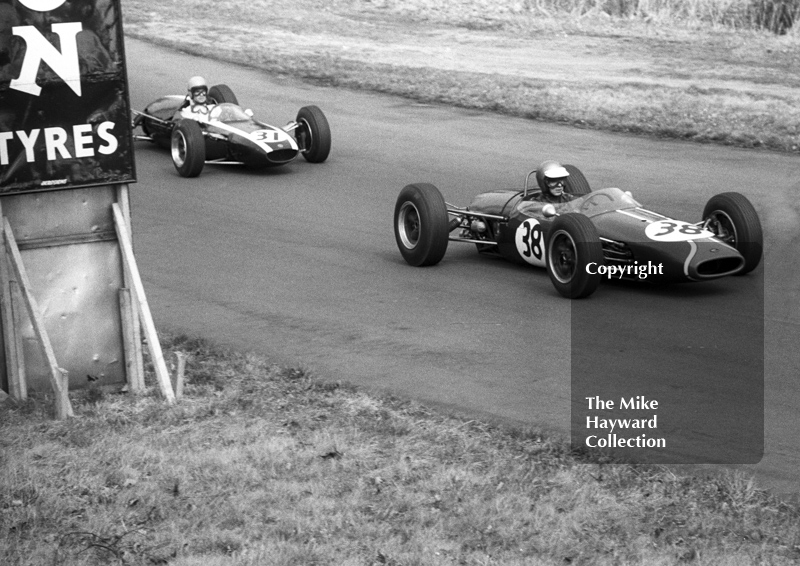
[
  {"left": 342, "top": 0, "right": 799, "bottom": 31},
  {"left": 122, "top": 0, "right": 800, "bottom": 153},
  {"left": 1, "top": 335, "right": 799, "bottom": 565},
  {"left": 123, "top": 0, "right": 800, "bottom": 32}
]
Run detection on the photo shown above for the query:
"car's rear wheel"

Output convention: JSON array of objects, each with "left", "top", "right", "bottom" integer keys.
[
  {"left": 394, "top": 183, "right": 449, "bottom": 267},
  {"left": 171, "top": 120, "right": 206, "bottom": 178},
  {"left": 702, "top": 192, "right": 763, "bottom": 275},
  {"left": 296, "top": 105, "right": 331, "bottom": 163},
  {"left": 546, "top": 213, "right": 603, "bottom": 299},
  {"left": 563, "top": 164, "right": 591, "bottom": 196},
  {"left": 208, "top": 84, "right": 238, "bottom": 105}
]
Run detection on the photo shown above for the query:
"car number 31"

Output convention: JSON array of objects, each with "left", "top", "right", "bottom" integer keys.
[
  {"left": 515, "top": 219, "right": 546, "bottom": 267},
  {"left": 252, "top": 130, "right": 281, "bottom": 143}
]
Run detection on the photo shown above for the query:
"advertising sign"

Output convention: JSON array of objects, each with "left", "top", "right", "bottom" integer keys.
[{"left": 0, "top": 0, "right": 135, "bottom": 194}]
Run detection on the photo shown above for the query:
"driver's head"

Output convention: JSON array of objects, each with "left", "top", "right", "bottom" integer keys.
[
  {"left": 187, "top": 76, "right": 208, "bottom": 104},
  {"left": 536, "top": 161, "right": 570, "bottom": 198}
]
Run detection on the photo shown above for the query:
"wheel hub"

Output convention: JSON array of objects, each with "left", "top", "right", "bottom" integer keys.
[
  {"left": 398, "top": 202, "right": 421, "bottom": 249},
  {"left": 550, "top": 231, "right": 577, "bottom": 283}
]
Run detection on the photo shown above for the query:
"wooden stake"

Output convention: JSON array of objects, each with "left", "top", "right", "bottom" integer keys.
[
  {"left": 9, "top": 280, "right": 26, "bottom": 399},
  {"left": 3, "top": 219, "right": 73, "bottom": 418},
  {"left": 112, "top": 203, "right": 175, "bottom": 404},
  {"left": 173, "top": 351, "right": 187, "bottom": 400},
  {"left": 115, "top": 185, "right": 145, "bottom": 390},
  {"left": 0, "top": 203, "right": 23, "bottom": 400},
  {"left": 0, "top": 272, "right": 22, "bottom": 400},
  {"left": 119, "top": 288, "right": 142, "bottom": 392},
  {"left": 57, "top": 367, "right": 69, "bottom": 416}
]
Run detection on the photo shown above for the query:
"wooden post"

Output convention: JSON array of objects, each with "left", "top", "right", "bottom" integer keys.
[
  {"left": 173, "top": 351, "right": 187, "bottom": 400},
  {"left": 112, "top": 203, "right": 175, "bottom": 404},
  {"left": 119, "top": 288, "right": 143, "bottom": 392},
  {"left": 57, "top": 368, "right": 69, "bottom": 417},
  {"left": 3, "top": 219, "right": 73, "bottom": 418},
  {"left": 0, "top": 264, "right": 23, "bottom": 400},
  {"left": 0, "top": 202, "right": 23, "bottom": 400},
  {"left": 9, "top": 280, "right": 26, "bottom": 399},
  {"left": 116, "top": 185, "right": 145, "bottom": 390}
]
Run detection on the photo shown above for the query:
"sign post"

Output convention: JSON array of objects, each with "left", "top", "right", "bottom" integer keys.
[{"left": 0, "top": 0, "right": 172, "bottom": 416}]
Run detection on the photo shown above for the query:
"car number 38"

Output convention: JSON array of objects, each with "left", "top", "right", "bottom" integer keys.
[
  {"left": 644, "top": 220, "right": 714, "bottom": 242},
  {"left": 515, "top": 219, "right": 546, "bottom": 267}
]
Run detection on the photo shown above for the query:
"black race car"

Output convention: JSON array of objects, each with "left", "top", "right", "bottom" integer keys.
[{"left": 132, "top": 84, "right": 331, "bottom": 177}]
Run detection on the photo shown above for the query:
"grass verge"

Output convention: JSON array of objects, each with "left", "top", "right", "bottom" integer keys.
[
  {"left": 122, "top": 0, "right": 800, "bottom": 152},
  {"left": 1, "top": 334, "right": 799, "bottom": 565}
]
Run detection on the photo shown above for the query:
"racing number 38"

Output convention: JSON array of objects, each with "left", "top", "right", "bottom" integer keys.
[
  {"left": 644, "top": 220, "right": 714, "bottom": 242},
  {"left": 515, "top": 219, "right": 546, "bottom": 267}
]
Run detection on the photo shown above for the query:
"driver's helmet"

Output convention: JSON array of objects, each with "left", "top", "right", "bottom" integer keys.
[
  {"left": 187, "top": 76, "right": 208, "bottom": 102},
  {"left": 536, "top": 161, "right": 570, "bottom": 197}
]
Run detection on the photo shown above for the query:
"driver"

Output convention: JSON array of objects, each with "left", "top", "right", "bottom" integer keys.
[
  {"left": 181, "top": 76, "right": 214, "bottom": 116},
  {"left": 533, "top": 161, "right": 574, "bottom": 203}
]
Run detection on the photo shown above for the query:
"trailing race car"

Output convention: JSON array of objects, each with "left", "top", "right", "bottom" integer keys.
[
  {"left": 132, "top": 82, "right": 331, "bottom": 177},
  {"left": 393, "top": 163, "right": 763, "bottom": 299}
]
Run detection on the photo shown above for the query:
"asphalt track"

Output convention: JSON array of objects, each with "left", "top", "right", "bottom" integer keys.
[{"left": 126, "top": 39, "right": 800, "bottom": 496}]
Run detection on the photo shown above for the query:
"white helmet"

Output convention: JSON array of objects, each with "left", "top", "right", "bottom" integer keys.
[
  {"left": 187, "top": 76, "right": 207, "bottom": 92},
  {"left": 536, "top": 160, "right": 570, "bottom": 197}
]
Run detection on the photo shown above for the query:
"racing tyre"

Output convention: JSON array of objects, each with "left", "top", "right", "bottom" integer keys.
[
  {"left": 702, "top": 192, "right": 763, "bottom": 275},
  {"left": 296, "top": 105, "right": 331, "bottom": 163},
  {"left": 171, "top": 120, "right": 206, "bottom": 178},
  {"left": 208, "top": 84, "right": 238, "bottom": 105},
  {"left": 563, "top": 164, "right": 591, "bottom": 196},
  {"left": 546, "top": 213, "right": 603, "bottom": 299},
  {"left": 394, "top": 183, "right": 449, "bottom": 267}
]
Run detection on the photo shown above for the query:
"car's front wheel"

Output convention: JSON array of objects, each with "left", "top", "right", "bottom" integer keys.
[
  {"left": 171, "top": 120, "right": 206, "bottom": 178},
  {"left": 296, "top": 105, "right": 331, "bottom": 163},
  {"left": 702, "top": 192, "right": 763, "bottom": 275},
  {"left": 394, "top": 183, "right": 449, "bottom": 267},
  {"left": 546, "top": 213, "right": 603, "bottom": 299}
]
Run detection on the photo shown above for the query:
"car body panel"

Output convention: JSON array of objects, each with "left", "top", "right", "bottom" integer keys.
[
  {"left": 135, "top": 97, "right": 301, "bottom": 168},
  {"left": 466, "top": 187, "right": 744, "bottom": 283}
]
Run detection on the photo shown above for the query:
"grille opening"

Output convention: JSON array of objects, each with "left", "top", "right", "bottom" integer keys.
[
  {"left": 696, "top": 257, "right": 743, "bottom": 276},
  {"left": 268, "top": 149, "right": 298, "bottom": 163}
]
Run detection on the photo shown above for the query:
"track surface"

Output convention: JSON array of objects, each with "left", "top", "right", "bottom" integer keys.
[{"left": 127, "top": 40, "right": 800, "bottom": 496}]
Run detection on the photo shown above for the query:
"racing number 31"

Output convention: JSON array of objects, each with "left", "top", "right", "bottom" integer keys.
[
  {"left": 252, "top": 130, "right": 280, "bottom": 143},
  {"left": 515, "top": 219, "right": 546, "bottom": 267}
]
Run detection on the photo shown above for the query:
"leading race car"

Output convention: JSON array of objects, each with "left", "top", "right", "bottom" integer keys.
[
  {"left": 393, "top": 163, "right": 763, "bottom": 299},
  {"left": 132, "top": 81, "right": 331, "bottom": 177}
]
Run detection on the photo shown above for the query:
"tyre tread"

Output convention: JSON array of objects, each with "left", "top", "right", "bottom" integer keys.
[
  {"left": 394, "top": 183, "right": 449, "bottom": 267},
  {"left": 546, "top": 212, "right": 603, "bottom": 298},
  {"left": 702, "top": 191, "right": 763, "bottom": 275},
  {"left": 297, "top": 105, "right": 332, "bottom": 163}
]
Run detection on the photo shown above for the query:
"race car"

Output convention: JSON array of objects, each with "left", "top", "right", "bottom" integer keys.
[
  {"left": 393, "top": 164, "right": 763, "bottom": 299},
  {"left": 132, "top": 83, "right": 331, "bottom": 177}
]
